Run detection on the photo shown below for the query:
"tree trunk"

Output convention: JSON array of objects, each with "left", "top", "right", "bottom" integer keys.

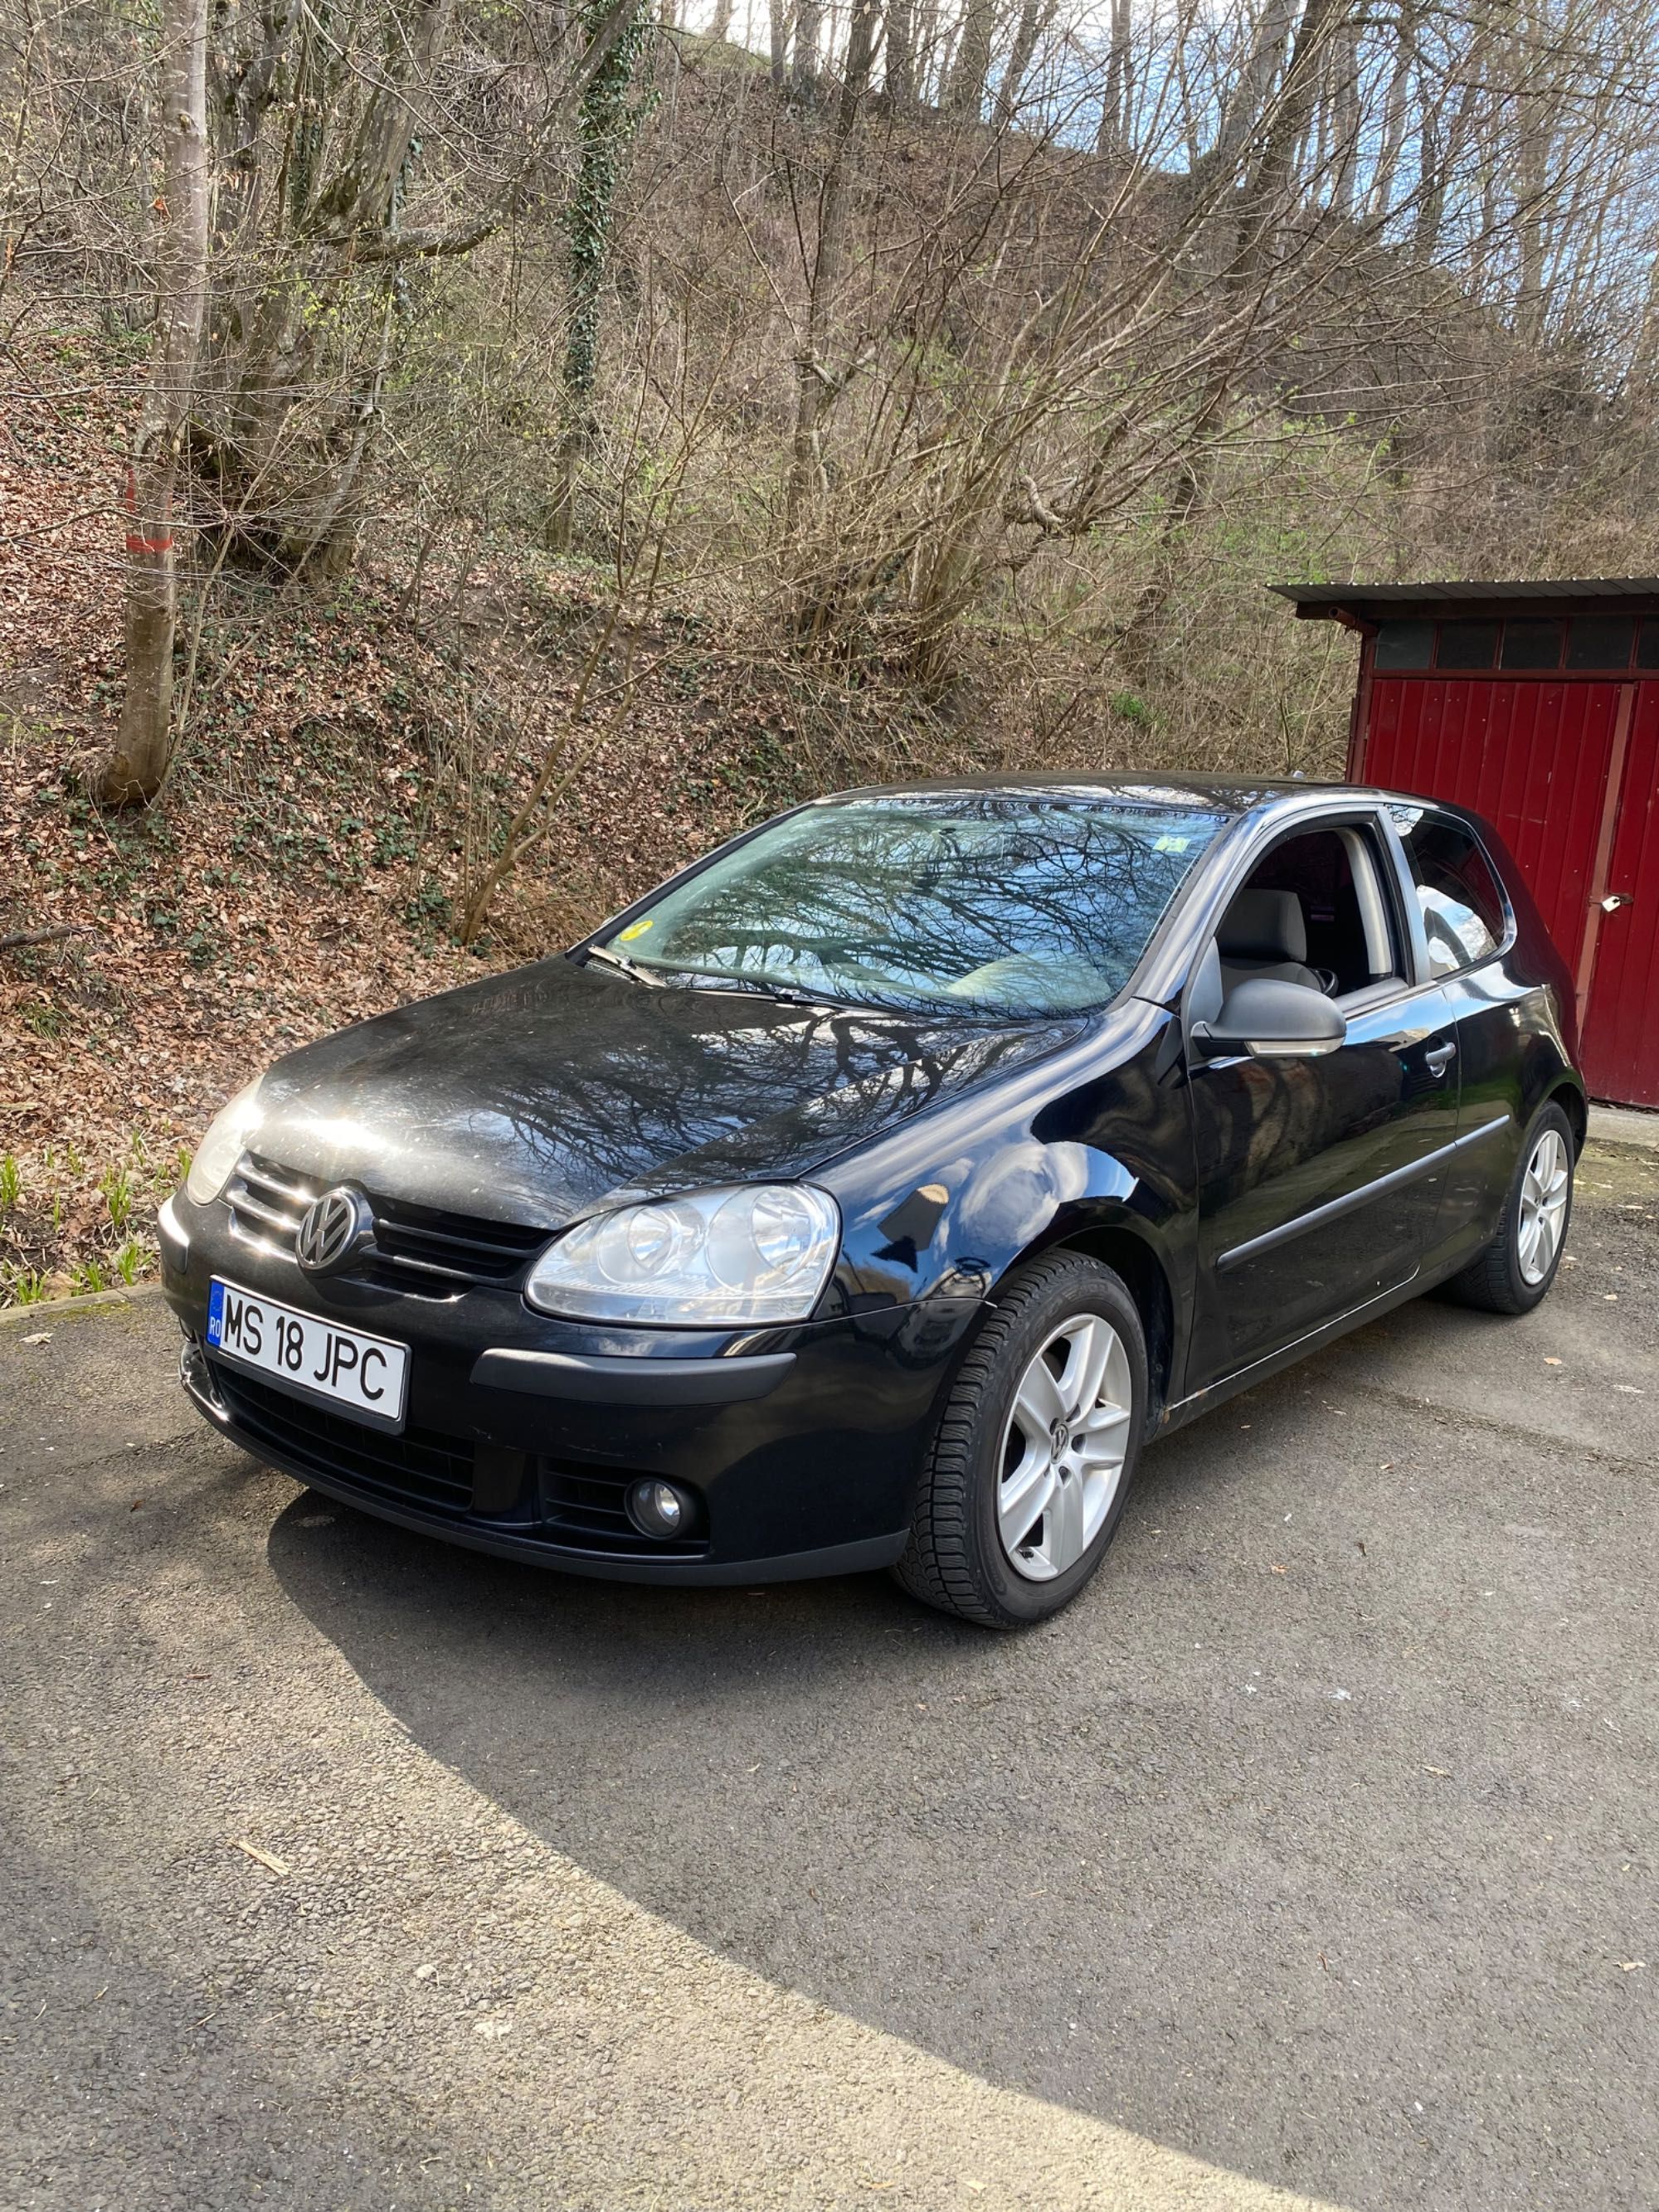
[
  {"left": 1325, "top": 21, "right": 1361, "bottom": 217},
  {"left": 887, "top": 0, "right": 916, "bottom": 105},
  {"left": 1096, "top": 0, "right": 1132, "bottom": 157},
  {"left": 995, "top": 0, "right": 1053, "bottom": 124},
  {"left": 786, "top": 0, "right": 880, "bottom": 536},
  {"left": 791, "top": 0, "right": 822, "bottom": 101},
  {"left": 914, "top": 0, "right": 941, "bottom": 101},
  {"left": 944, "top": 0, "right": 994, "bottom": 118},
  {"left": 1208, "top": 0, "right": 1298, "bottom": 183},
  {"left": 309, "top": 0, "right": 458, "bottom": 236},
  {"left": 1514, "top": 27, "right": 1550, "bottom": 346},
  {"left": 549, "top": 0, "right": 649, "bottom": 552},
  {"left": 1230, "top": 0, "right": 1342, "bottom": 288},
  {"left": 102, "top": 0, "right": 210, "bottom": 806},
  {"left": 1366, "top": 5, "right": 1414, "bottom": 220}
]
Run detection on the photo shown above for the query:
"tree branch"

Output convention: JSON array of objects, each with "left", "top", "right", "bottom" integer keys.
[{"left": 0, "top": 925, "right": 96, "bottom": 953}]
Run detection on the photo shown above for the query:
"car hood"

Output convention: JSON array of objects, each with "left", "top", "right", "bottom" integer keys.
[{"left": 243, "top": 958, "right": 1081, "bottom": 1228}]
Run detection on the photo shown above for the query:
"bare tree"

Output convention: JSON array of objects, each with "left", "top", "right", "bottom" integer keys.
[
  {"left": 786, "top": 0, "right": 882, "bottom": 529},
  {"left": 887, "top": 0, "right": 917, "bottom": 103},
  {"left": 550, "top": 0, "right": 653, "bottom": 550},
  {"left": 944, "top": 0, "right": 995, "bottom": 114},
  {"left": 996, "top": 0, "right": 1055, "bottom": 123},
  {"left": 101, "top": 0, "right": 211, "bottom": 805},
  {"left": 792, "top": 0, "right": 824, "bottom": 97}
]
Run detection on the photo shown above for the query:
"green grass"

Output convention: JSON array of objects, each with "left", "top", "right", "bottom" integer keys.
[
  {"left": 101, "top": 1164, "right": 135, "bottom": 1232},
  {"left": 0, "top": 1155, "right": 18, "bottom": 1212}
]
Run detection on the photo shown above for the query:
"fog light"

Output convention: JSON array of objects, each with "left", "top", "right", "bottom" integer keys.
[{"left": 627, "top": 1478, "right": 693, "bottom": 1539}]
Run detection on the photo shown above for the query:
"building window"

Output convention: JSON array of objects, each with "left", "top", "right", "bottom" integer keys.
[
  {"left": 1435, "top": 621, "right": 1499, "bottom": 669},
  {"left": 1374, "top": 620, "right": 1433, "bottom": 670},
  {"left": 1500, "top": 620, "right": 1564, "bottom": 669},
  {"left": 1565, "top": 616, "right": 1634, "bottom": 669},
  {"left": 1389, "top": 809, "right": 1508, "bottom": 977}
]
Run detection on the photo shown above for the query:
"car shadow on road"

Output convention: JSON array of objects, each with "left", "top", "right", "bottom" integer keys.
[{"left": 264, "top": 1327, "right": 1656, "bottom": 2212}]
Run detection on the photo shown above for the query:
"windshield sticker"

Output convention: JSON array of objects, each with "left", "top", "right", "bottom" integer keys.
[
  {"left": 1153, "top": 834, "right": 1190, "bottom": 853},
  {"left": 619, "top": 919, "right": 654, "bottom": 941}
]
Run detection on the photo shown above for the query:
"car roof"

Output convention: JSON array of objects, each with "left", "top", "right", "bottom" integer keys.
[{"left": 812, "top": 772, "right": 1418, "bottom": 817}]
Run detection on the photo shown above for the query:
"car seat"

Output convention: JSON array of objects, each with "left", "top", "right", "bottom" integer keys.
[{"left": 1216, "top": 888, "right": 1324, "bottom": 994}]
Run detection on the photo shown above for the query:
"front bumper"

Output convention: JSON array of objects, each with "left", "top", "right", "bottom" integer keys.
[{"left": 163, "top": 1193, "right": 982, "bottom": 1583}]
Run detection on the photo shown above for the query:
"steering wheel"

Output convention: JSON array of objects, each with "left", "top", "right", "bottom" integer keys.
[{"left": 1313, "top": 966, "right": 1340, "bottom": 998}]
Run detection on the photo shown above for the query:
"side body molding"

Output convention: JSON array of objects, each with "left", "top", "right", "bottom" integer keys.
[{"left": 1215, "top": 1116, "right": 1510, "bottom": 1274}]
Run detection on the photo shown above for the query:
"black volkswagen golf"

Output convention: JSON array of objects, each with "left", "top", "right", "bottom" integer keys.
[{"left": 160, "top": 777, "right": 1584, "bottom": 1626}]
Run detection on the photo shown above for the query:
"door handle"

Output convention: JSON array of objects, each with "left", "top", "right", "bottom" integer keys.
[
  {"left": 1423, "top": 1041, "right": 1457, "bottom": 1076},
  {"left": 1600, "top": 892, "right": 1633, "bottom": 913}
]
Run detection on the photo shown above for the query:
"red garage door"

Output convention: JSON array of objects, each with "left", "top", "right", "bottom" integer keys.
[
  {"left": 1365, "top": 677, "right": 1659, "bottom": 1106},
  {"left": 1581, "top": 684, "right": 1659, "bottom": 1106}
]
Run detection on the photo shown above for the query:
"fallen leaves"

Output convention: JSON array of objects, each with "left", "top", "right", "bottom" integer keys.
[{"left": 2, "top": 328, "right": 865, "bottom": 1302}]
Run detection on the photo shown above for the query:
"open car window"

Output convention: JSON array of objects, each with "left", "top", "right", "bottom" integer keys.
[
  {"left": 603, "top": 792, "right": 1229, "bottom": 1018},
  {"left": 1204, "top": 821, "right": 1404, "bottom": 1014}
]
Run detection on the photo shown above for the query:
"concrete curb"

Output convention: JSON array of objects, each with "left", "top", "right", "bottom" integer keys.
[
  {"left": 0, "top": 1281, "right": 165, "bottom": 1328},
  {"left": 1588, "top": 1103, "right": 1659, "bottom": 1153}
]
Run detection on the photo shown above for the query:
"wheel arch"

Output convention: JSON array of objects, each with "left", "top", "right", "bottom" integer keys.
[
  {"left": 993, "top": 1212, "right": 1179, "bottom": 1435},
  {"left": 1545, "top": 1077, "right": 1588, "bottom": 1156}
]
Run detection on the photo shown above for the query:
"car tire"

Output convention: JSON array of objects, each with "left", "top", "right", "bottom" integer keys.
[
  {"left": 893, "top": 1251, "right": 1148, "bottom": 1628},
  {"left": 1446, "top": 1101, "right": 1575, "bottom": 1315}
]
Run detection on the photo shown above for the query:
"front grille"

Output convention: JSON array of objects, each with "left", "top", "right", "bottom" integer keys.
[
  {"left": 540, "top": 1461, "right": 708, "bottom": 1558},
  {"left": 226, "top": 1154, "right": 550, "bottom": 1296},
  {"left": 206, "top": 1360, "right": 709, "bottom": 1560},
  {"left": 210, "top": 1361, "right": 475, "bottom": 1514},
  {"left": 226, "top": 1154, "right": 315, "bottom": 1246}
]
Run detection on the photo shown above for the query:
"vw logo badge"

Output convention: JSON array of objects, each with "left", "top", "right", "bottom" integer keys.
[{"left": 294, "top": 1186, "right": 374, "bottom": 1276}]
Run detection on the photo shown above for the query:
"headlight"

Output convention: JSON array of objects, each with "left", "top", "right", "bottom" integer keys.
[
  {"left": 184, "top": 1077, "right": 266, "bottom": 1206},
  {"left": 524, "top": 1184, "right": 840, "bottom": 1325}
]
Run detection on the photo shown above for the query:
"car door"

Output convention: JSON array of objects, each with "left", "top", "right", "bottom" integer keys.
[
  {"left": 1385, "top": 802, "right": 1526, "bottom": 1253},
  {"left": 1185, "top": 810, "right": 1464, "bottom": 1385}
]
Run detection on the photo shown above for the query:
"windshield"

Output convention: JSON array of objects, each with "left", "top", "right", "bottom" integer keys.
[{"left": 601, "top": 791, "right": 1228, "bottom": 1017}]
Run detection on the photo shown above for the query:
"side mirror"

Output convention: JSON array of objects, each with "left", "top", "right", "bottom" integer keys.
[{"left": 1191, "top": 977, "right": 1346, "bottom": 1060}]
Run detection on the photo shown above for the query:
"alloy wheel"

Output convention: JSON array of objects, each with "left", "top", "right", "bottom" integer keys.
[
  {"left": 1517, "top": 1126, "right": 1570, "bottom": 1285},
  {"left": 996, "top": 1313, "right": 1134, "bottom": 1582}
]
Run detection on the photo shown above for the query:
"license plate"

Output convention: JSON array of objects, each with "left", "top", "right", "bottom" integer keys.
[{"left": 206, "top": 1278, "right": 409, "bottom": 1432}]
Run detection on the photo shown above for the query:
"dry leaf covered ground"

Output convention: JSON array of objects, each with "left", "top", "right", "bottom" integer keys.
[{"left": 1, "top": 332, "right": 933, "bottom": 1301}]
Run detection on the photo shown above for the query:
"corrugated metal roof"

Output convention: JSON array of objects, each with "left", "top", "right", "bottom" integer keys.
[{"left": 1272, "top": 577, "right": 1659, "bottom": 613}]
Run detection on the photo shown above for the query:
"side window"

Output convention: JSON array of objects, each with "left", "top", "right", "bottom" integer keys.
[
  {"left": 1210, "top": 824, "right": 1403, "bottom": 1006},
  {"left": 1389, "top": 808, "right": 1507, "bottom": 977}
]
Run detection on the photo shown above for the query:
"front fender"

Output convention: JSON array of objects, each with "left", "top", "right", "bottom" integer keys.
[{"left": 815, "top": 1003, "right": 1199, "bottom": 1382}]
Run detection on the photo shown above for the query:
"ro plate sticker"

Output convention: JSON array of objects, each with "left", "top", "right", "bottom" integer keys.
[{"left": 207, "top": 1278, "right": 226, "bottom": 1344}]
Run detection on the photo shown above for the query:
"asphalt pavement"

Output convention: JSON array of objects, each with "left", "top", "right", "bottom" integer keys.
[{"left": 2, "top": 1140, "right": 1655, "bottom": 2212}]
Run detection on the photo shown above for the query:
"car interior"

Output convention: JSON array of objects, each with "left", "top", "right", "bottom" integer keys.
[{"left": 1190, "top": 824, "right": 1405, "bottom": 1026}]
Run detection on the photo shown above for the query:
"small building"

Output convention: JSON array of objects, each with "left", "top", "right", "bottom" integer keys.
[{"left": 1273, "top": 578, "right": 1659, "bottom": 1110}]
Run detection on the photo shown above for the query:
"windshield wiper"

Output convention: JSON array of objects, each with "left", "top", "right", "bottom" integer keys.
[
  {"left": 655, "top": 965, "right": 859, "bottom": 1014},
  {"left": 580, "top": 941, "right": 667, "bottom": 988}
]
